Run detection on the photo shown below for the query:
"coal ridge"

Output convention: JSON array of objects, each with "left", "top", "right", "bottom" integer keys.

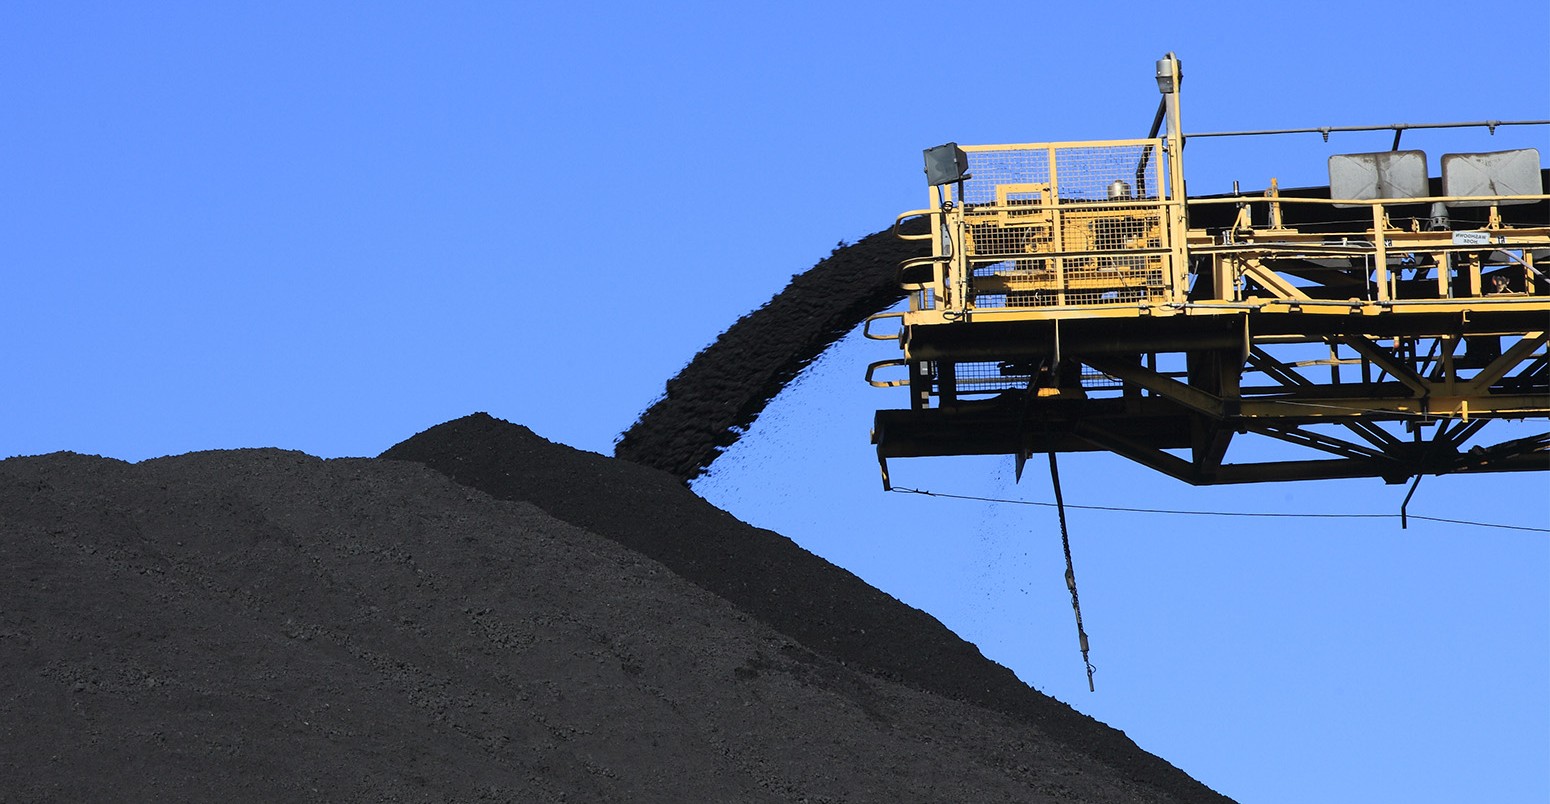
[
  {"left": 383, "top": 413, "right": 1234, "bottom": 803},
  {"left": 6, "top": 447, "right": 1212, "bottom": 802},
  {"left": 614, "top": 220, "right": 928, "bottom": 481}
]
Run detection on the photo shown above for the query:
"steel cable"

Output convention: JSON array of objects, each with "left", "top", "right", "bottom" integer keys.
[{"left": 1047, "top": 452, "right": 1096, "bottom": 692}]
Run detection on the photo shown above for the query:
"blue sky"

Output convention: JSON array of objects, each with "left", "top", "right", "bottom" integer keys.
[{"left": 4, "top": 3, "right": 1547, "bottom": 802}]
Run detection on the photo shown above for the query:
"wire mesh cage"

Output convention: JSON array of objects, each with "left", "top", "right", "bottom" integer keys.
[
  {"left": 1080, "top": 366, "right": 1123, "bottom": 390},
  {"left": 956, "top": 141, "right": 1172, "bottom": 309},
  {"left": 947, "top": 361, "right": 1032, "bottom": 394},
  {"left": 961, "top": 141, "right": 1164, "bottom": 204}
]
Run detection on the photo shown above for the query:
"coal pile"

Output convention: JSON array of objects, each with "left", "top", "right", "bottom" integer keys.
[
  {"left": 388, "top": 413, "right": 1231, "bottom": 803},
  {"left": 2, "top": 419, "right": 1234, "bottom": 802},
  {"left": 615, "top": 221, "right": 929, "bottom": 481}
]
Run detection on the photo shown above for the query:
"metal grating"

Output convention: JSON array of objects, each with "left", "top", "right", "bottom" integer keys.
[
  {"left": 1063, "top": 265, "right": 1165, "bottom": 287},
  {"left": 1081, "top": 365, "right": 1123, "bottom": 390},
  {"left": 1053, "top": 143, "right": 1164, "bottom": 202},
  {"left": 900, "top": 139, "right": 1189, "bottom": 315},
  {"left": 951, "top": 361, "right": 1031, "bottom": 392},
  {"left": 961, "top": 141, "right": 1164, "bottom": 205},
  {"left": 960, "top": 148, "right": 1052, "bottom": 205},
  {"left": 1059, "top": 288, "right": 1151, "bottom": 306},
  {"left": 950, "top": 141, "right": 1173, "bottom": 310},
  {"left": 964, "top": 215, "right": 1056, "bottom": 257},
  {"left": 966, "top": 255, "right": 1168, "bottom": 309}
]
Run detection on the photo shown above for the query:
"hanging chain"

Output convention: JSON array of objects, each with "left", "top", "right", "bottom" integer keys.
[{"left": 1047, "top": 452, "right": 1096, "bottom": 692}]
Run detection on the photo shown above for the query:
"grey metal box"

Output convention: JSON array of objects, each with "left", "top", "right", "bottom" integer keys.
[
  {"left": 1441, "top": 148, "right": 1542, "bottom": 206},
  {"left": 1328, "top": 150, "right": 1430, "bottom": 208}
]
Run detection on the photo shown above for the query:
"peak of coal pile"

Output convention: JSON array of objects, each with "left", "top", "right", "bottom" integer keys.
[
  {"left": 614, "top": 221, "right": 928, "bottom": 482},
  {"left": 1, "top": 444, "right": 1224, "bottom": 803},
  {"left": 382, "top": 413, "right": 1233, "bottom": 803}
]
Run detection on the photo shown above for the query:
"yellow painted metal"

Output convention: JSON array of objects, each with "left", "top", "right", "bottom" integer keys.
[
  {"left": 873, "top": 52, "right": 1550, "bottom": 485},
  {"left": 910, "top": 177, "right": 1550, "bottom": 328}
]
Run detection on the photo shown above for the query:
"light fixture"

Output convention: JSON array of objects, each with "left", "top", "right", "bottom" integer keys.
[
  {"left": 923, "top": 143, "right": 970, "bottom": 186},
  {"left": 1155, "top": 54, "right": 1182, "bottom": 94}
]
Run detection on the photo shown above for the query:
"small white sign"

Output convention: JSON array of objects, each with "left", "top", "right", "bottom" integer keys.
[{"left": 1452, "top": 231, "right": 1492, "bottom": 246}]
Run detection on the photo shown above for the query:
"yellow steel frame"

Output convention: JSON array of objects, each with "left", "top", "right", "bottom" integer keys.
[
  {"left": 870, "top": 54, "right": 1550, "bottom": 486},
  {"left": 899, "top": 172, "right": 1549, "bottom": 326}
]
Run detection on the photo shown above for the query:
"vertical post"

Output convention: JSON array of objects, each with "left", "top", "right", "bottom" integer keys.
[
  {"left": 950, "top": 207, "right": 969, "bottom": 317},
  {"left": 1158, "top": 53, "right": 1190, "bottom": 307},
  {"left": 1372, "top": 203, "right": 1391, "bottom": 302},
  {"left": 1213, "top": 254, "right": 1237, "bottom": 301},
  {"left": 930, "top": 183, "right": 947, "bottom": 313},
  {"left": 1048, "top": 144, "right": 1066, "bottom": 306},
  {"left": 1440, "top": 335, "right": 1459, "bottom": 395}
]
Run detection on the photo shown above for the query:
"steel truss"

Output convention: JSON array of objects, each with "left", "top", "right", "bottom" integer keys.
[{"left": 869, "top": 56, "right": 1548, "bottom": 486}]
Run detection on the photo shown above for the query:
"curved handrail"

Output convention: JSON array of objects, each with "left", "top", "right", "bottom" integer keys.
[
  {"left": 865, "top": 359, "right": 911, "bottom": 388},
  {"left": 863, "top": 312, "right": 905, "bottom": 341},
  {"left": 894, "top": 209, "right": 938, "bottom": 240}
]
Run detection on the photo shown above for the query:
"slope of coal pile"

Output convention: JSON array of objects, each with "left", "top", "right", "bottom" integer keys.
[
  {"left": 383, "top": 413, "right": 1233, "bottom": 804},
  {"left": 7, "top": 449, "right": 1208, "bottom": 803},
  {"left": 614, "top": 220, "right": 928, "bottom": 481}
]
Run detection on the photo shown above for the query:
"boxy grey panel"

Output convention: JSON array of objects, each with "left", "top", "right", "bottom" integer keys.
[
  {"left": 1441, "top": 149, "right": 1542, "bottom": 207},
  {"left": 924, "top": 143, "right": 970, "bottom": 187},
  {"left": 1328, "top": 150, "right": 1430, "bottom": 208}
]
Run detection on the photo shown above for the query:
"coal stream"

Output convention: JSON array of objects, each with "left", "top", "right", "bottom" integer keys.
[{"left": 614, "top": 219, "right": 929, "bottom": 481}]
